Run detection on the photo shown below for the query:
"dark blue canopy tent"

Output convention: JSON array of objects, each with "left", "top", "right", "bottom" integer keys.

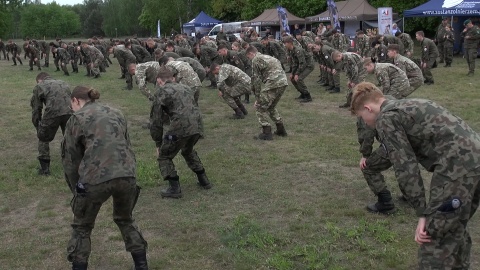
[
  {"left": 182, "top": 11, "right": 222, "bottom": 36},
  {"left": 404, "top": 0, "right": 480, "bottom": 52}
]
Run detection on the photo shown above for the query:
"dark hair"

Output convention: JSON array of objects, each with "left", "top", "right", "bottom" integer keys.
[
  {"left": 370, "top": 40, "right": 380, "bottom": 47},
  {"left": 71, "top": 86, "right": 100, "bottom": 102},
  {"left": 282, "top": 36, "right": 294, "bottom": 44},
  {"left": 210, "top": 62, "right": 220, "bottom": 70},
  {"left": 217, "top": 44, "right": 228, "bottom": 51},
  {"left": 416, "top": 31, "right": 425, "bottom": 37},
  {"left": 245, "top": 46, "right": 258, "bottom": 54},
  {"left": 158, "top": 56, "right": 170, "bottom": 66},
  {"left": 394, "top": 31, "right": 401, "bottom": 37},
  {"left": 36, "top": 72, "right": 50, "bottom": 82},
  {"left": 387, "top": 44, "right": 400, "bottom": 53},
  {"left": 156, "top": 66, "right": 174, "bottom": 80}
]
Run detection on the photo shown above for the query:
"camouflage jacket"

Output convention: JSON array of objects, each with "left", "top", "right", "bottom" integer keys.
[
  {"left": 30, "top": 77, "right": 72, "bottom": 127},
  {"left": 435, "top": 23, "right": 448, "bottom": 41},
  {"left": 223, "top": 50, "right": 245, "bottom": 71},
  {"left": 393, "top": 54, "right": 423, "bottom": 81},
  {"left": 370, "top": 44, "right": 389, "bottom": 63},
  {"left": 131, "top": 44, "right": 152, "bottom": 63},
  {"left": 9, "top": 43, "right": 22, "bottom": 54},
  {"left": 26, "top": 46, "right": 41, "bottom": 59},
  {"left": 461, "top": 25, "right": 480, "bottom": 48},
  {"left": 85, "top": 45, "right": 104, "bottom": 62},
  {"left": 250, "top": 42, "right": 266, "bottom": 54},
  {"left": 56, "top": 48, "right": 71, "bottom": 62},
  {"left": 199, "top": 45, "right": 222, "bottom": 67},
  {"left": 357, "top": 35, "right": 370, "bottom": 58},
  {"left": 150, "top": 81, "right": 203, "bottom": 147},
  {"left": 176, "top": 39, "right": 192, "bottom": 50},
  {"left": 234, "top": 49, "right": 252, "bottom": 76},
  {"left": 166, "top": 60, "right": 201, "bottom": 88},
  {"left": 251, "top": 53, "right": 288, "bottom": 96},
  {"left": 383, "top": 35, "right": 404, "bottom": 54},
  {"left": 217, "top": 64, "right": 251, "bottom": 92},
  {"left": 341, "top": 52, "right": 366, "bottom": 84},
  {"left": 135, "top": 61, "right": 160, "bottom": 100},
  {"left": 319, "top": 45, "right": 336, "bottom": 67},
  {"left": 66, "top": 45, "right": 79, "bottom": 59},
  {"left": 173, "top": 46, "right": 195, "bottom": 58},
  {"left": 398, "top": 33, "right": 414, "bottom": 55},
  {"left": 373, "top": 63, "right": 410, "bottom": 98},
  {"left": 357, "top": 117, "right": 377, "bottom": 158},
  {"left": 288, "top": 45, "right": 313, "bottom": 75},
  {"left": 376, "top": 98, "right": 480, "bottom": 216},
  {"left": 113, "top": 45, "right": 136, "bottom": 63},
  {"left": 264, "top": 41, "right": 287, "bottom": 61},
  {"left": 442, "top": 31, "right": 455, "bottom": 47},
  {"left": 62, "top": 102, "right": 136, "bottom": 190},
  {"left": 420, "top": 38, "right": 439, "bottom": 62},
  {"left": 177, "top": 57, "right": 205, "bottom": 77}
]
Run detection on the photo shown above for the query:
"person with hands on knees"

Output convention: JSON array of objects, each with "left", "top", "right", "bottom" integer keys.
[{"left": 350, "top": 82, "right": 480, "bottom": 270}]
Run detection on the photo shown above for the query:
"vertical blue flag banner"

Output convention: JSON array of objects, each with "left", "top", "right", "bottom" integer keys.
[
  {"left": 327, "top": 0, "right": 341, "bottom": 31},
  {"left": 277, "top": 6, "right": 290, "bottom": 35},
  {"left": 157, "top": 20, "right": 161, "bottom": 38}
]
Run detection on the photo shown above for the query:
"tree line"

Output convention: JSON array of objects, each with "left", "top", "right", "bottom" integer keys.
[{"left": 0, "top": 0, "right": 439, "bottom": 39}]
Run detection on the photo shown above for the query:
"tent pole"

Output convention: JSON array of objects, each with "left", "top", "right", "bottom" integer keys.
[{"left": 403, "top": 17, "right": 405, "bottom": 32}]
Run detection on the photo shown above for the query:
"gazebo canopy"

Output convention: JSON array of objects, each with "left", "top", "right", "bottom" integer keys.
[
  {"left": 242, "top": 8, "right": 305, "bottom": 27},
  {"left": 404, "top": 0, "right": 480, "bottom": 17},
  {"left": 306, "top": 0, "right": 382, "bottom": 22},
  {"left": 183, "top": 11, "right": 222, "bottom": 28}
]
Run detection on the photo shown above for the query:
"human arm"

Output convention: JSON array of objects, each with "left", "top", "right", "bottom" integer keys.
[
  {"left": 149, "top": 90, "right": 165, "bottom": 148},
  {"left": 61, "top": 116, "right": 85, "bottom": 193},
  {"left": 135, "top": 65, "right": 154, "bottom": 100},
  {"left": 30, "top": 86, "right": 43, "bottom": 128}
]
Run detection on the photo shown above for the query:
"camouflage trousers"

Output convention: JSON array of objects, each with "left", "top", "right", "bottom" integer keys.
[
  {"left": 54, "top": 56, "right": 69, "bottom": 74},
  {"left": 67, "top": 177, "right": 147, "bottom": 263},
  {"left": 197, "top": 69, "right": 206, "bottom": 83},
  {"left": 291, "top": 66, "right": 314, "bottom": 94},
  {"left": 437, "top": 42, "right": 445, "bottom": 62},
  {"left": 42, "top": 49, "right": 50, "bottom": 65},
  {"left": 0, "top": 47, "right": 7, "bottom": 59},
  {"left": 192, "top": 86, "right": 200, "bottom": 104},
  {"left": 327, "top": 68, "right": 341, "bottom": 88},
  {"left": 222, "top": 85, "right": 250, "bottom": 110},
  {"left": 157, "top": 134, "right": 204, "bottom": 180},
  {"left": 345, "top": 72, "right": 367, "bottom": 101},
  {"left": 361, "top": 147, "right": 392, "bottom": 194},
  {"left": 422, "top": 59, "right": 435, "bottom": 82},
  {"left": 384, "top": 80, "right": 411, "bottom": 100},
  {"left": 256, "top": 86, "right": 287, "bottom": 127},
  {"left": 444, "top": 45, "right": 453, "bottom": 65},
  {"left": 404, "top": 76, "right": 424, "bottom": 98},
  {"left": 29, "top": 57, "right": 41, "bottom": 69},
  {"left": 465, "top": 47, "right": 477, "bottom": 73},
  {"left": 90, "top": 58, "right": 103, "bottom": 76},
  {"left": 37, "top": 115, "right": 71, "bottom": 160},
  {"left": 419, "top": 169, "right": 480, "bottom": 269}
]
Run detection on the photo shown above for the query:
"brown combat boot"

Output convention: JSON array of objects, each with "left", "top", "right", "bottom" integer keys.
[
  {"left": 274, "top": 122, "right": 287, "bottom": 137},
  {"left": 254, "top": 126, "right": 273, "bottom": 140}
]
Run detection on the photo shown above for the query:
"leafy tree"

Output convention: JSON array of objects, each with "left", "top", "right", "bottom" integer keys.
[
  {"left": 81, "top": 0, "right": 105, "bottom": 37},
  {"left": 102, "top": 0, "right": 149, "bottom": 38}
]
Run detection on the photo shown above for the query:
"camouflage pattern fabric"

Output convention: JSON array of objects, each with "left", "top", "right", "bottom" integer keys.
[
  {"left": 62, "top": 102, "right": 136, "bottom": 188},
  {"left": 376, "top": 98, "right": 480, "bottom": 269},
  {"left": 250, "top": 53, "right": 288, "bottom": 98},
  {"left": 420, "top": 38, "right": 439, "bottom": 81},
  {"left": 461, "top": 25, "right": 480, "bottom": 73},
  {"left": 373, "top": 63, "right": 410, "bottom": 99},
  {"left": 442, "top": 30, "right": 454, "bottom": 65},
  {"left": 398, "top": 33, "right": 414, "bottom": 56},
  {"left": 67, "top": 177, "right": 147, "bottom": 263},
  {"left": 134, "top": 61, "right": 160, "bottom": 100},
  {"left": 435, "top": 23, "right": 448, "bottom": 62},
  {"left": 173, "top": 45, "right": 195, "bottom": 58},
  {"left": 166, "top": 60, "right": 202, "bottom": 101},
  {"left": 256, "top": 86, "right": 287, "bottom": 127},
  {"left": 320, "top": 45, "right": 340, "bottom": 87},
  {"left": 177, "top": 57, "right": 206, "bottom": 82},
  {"left": 393, "top": 54, "right": 424, "bottom": 94},
  {"left": 149, "top": 81, "right": 204, "bottom": 179},
  {"left": 84, "top": 46, "right": 104, "bottom": 76},
  {"left": 370, "top": 44, "right": 389, "bottom": 63},
  {"left": 264, "top": 41, "right": 287, "bottom": 64},
  {"left": 217, "top": 64, "right": 251, "bottom": 109},
  {"left": 288, "top": 45, "right": 314, "bottom": 94},
  {"left": 131, "top": 44, "right": 153, "bottom": 63},
  {"left": 357, "top": 35, "right": 370, "bottom": 58},
  {"left": 223, "top": 50, "right": 245, "bottom": 71},
  {"left": 332, "top": 33, "right": 347, "bottom": 52}
]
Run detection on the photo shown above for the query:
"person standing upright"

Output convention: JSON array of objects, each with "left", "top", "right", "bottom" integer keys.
[
  {"left": 461, "top": 19, "right": 480, "bottom": 76},
  {"left": 416, "top": 31, "right": 438, "bottom": 85}
]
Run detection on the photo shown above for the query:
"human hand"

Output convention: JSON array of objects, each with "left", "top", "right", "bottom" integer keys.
[
  {"left": 359, "top": 157, "right": 367, "bottom": 169},
  {"left": 332, "top": 69, "right": 337, "bottom": 75},
  {"left": 415, "top": 217, "right": 431, "bottom": 245},
  {"left": 218, "top": 91, "right": 223, "bottom": 97},
  {"left": 289, "top": 74, "right": 293, "bottom": 80},
  {"left": 294, "top": 75, "right": 299, "bottom": 82}
]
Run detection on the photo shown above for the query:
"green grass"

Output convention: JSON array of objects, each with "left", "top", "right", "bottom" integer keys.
[{"left": 0, "top": 50, "right": 479, "bottom": 270}]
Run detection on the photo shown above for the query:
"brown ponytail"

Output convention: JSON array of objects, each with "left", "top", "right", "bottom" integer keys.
[{"left": 71, "top": 85, "right": 100, "bottom": 102}]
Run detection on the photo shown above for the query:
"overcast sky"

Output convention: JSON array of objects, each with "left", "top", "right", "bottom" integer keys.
[{"left": 42, "top": 0, "right": 83, "bottom": 6}]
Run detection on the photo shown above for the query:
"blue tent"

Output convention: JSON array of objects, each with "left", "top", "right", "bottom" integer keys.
[
  {"left": 183, "top": 11, "right": 222, "bottom": 28},
  {"left": 404, "top": 0, "right": 480, "bottom": 17}
]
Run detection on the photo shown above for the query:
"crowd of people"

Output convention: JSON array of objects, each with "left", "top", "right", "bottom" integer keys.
[{"left": 3, "top": 16, "right": 479, "bottom": 270}]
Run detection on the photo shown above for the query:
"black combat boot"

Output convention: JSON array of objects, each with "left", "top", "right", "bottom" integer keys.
[
  {"left": 243, "top": 93, "right": 250, "bottom": 104},
  {"left": 38, "top": 159, "right": 51, "bottom": 175},
  {"left": 64, "top": 71, "right": 70, "bottom": 76},
  {"left": 295, "top": 93, "right": 305, "bottom": 100},
  {"left": 254, "top": 126, "right": 273, "bottom": 140},
  {"left": 339, "top": 92, "right": 352, "bottom": 108},
  {"left": 231, "top": 108, "right": 245, "bottom": 119},
  {"left": 94, "top": 73, "right": 100, "bottom": 78},
  {"left": 367, "top": 189, "right": 396, "bottom": 215},
  {"left": 321, "top": 82, "right": 330, "bottom": 87},
  {"left": 273, "top": 122, "right": 287, "bottom": 137},
  {"left": 300, "top": 93, "right": 312, "bottom": 103},
  {"left": 329, "top": 87, "right": 340, "bottom": 93},
  {"left": 119, "top": 74, "right": 126, "bottom": 79},
  {"left": 131, "top": 251, "right": 148, "bottom": 270},
  {"left": 37, "top": 66, "right": 41, "bottom": 71},
  {"left": 195, "top": 169, "right": 212, "bottom": 189},
  {"left": 325, "top": 85, "right": 335, "bottom": 91},
  {"left": 55, "top": 67, "right": 60, "bottom": 72},
  {"left": 29, "top": 67, "right": 33, "bottom": 71},
  {"left": 209, "top": 82, "right": 217, "bottom": 89},
  {"left": 72, "top": 261, "right": 88, "bottom": 270},
  {"left": 19, "top": 59, "right": 23, "bottom": 65},
  {"left": 237, "top": 102, "right": 248, "bottom": 116},
  {"left": 161, "top": 176, "right": 182, "bottom": 198},
  {"left": 44, "top": 63, "right": 49, "bottom": 67}
]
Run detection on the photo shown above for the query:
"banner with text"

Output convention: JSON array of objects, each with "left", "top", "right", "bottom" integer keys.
[{"left": 378, "top": 7, "right": 393, "bottom": 35}]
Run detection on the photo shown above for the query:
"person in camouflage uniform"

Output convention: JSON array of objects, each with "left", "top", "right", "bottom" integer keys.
[
  {"left": 7, "top": 40, "right": 22, "bottom": 66},
  {"left": 261, "top": 37, "right": 287, "bottom": 69},
  {"left": 111, "top": 44, "right": 136, "bottom": 89},
  {"left": 311, "top": 41, "right": 341, "bottom": 93},
  {"left": 0, "top": 39, "right": 7, "bottom": 60},
  {"left": 246, "top": 46, "right": 288, "bottom": 140},
  {"left": 24, "top": 43, "right": 42, "bottom": 71},
  {"left": 30, "top": 72, "right": 71, "bottom": 175},
  {"left": 194, "top": 44, "right": 223, "bottom": 88},
  {"left": 32, "top": 39, "right": 50, "bottom": 67},
  {"left": 128, "top": 61, "right": 160, "bottom": 101},
  {"left": 435, "top": 17, "right": 449, "bottom": 64},
  {"left": 442, "top": 25, "right": 454, "bottom": 67},
  {"left": 62, "top": 86, "right": 148, "bottom": 270},
  {"left": 387, "top": 44, "right": 423, "bottom": 95},
  {"left": 52, "top": 46, "right": 71, "bottom": 76},
  {"left": 63, "top": 42, "right": 79, "bottom": 73},
  {"left": 150, "top": 67, "right": 211, "bottom": 198},
  {"left": 217, "top": 44, "right": 245, "bottom": 71},
  {"left": 210, "top": 63, "right": 251, "bottom": 119},
  {"left": 232, "top": 41, "right": 253, "bottom": 103},
  {"left": 364, "top": 58, "right": 410, "bottom": 98},
  {"left": 416, "top": 31, "right": 439, "bottom": 84},
  {"left": 380, "top": 34, "right": 404, "bottom": 56},
  {"left": 351, "top": 82, "right": 480, "bottom": 270},
  {"left": 332, "top": 51, "right": 367, "bottom": 108},
  {"left": 370, "top": 40, "right": 389, "bottom": 63},
  {"left": 395, "top": 32, "right": 414, "bottom": 58},
  {"left": 177, "top": 57, "right": 207, "bottom": 83},
  {"left": 356, "top": 30, "right": 370, "bottom": 58},
  {"left": 283, "top": 36, "right": 314, "bottom": 102},
  {"left": 165, "top": 41, "right": 195, "bottom": 58},
  {"left": 331, "top": 29, "right": 347, "bottom": 52},
  {"left": 126, "top": 41, "right": 153, "bottom": 63},
  {"left": 461, "top": 19, "right": 480, "bottom": 76},
  {"left": 81, "top": 42, "right": 104, "bottom": 78},
  {"left": 160, "top": 56, "right": 202, "bottom": 103}
]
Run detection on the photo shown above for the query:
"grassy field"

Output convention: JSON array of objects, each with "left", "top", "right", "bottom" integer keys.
[{"left": 0, "top": 52, "right": 479, "bottom": 270}]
